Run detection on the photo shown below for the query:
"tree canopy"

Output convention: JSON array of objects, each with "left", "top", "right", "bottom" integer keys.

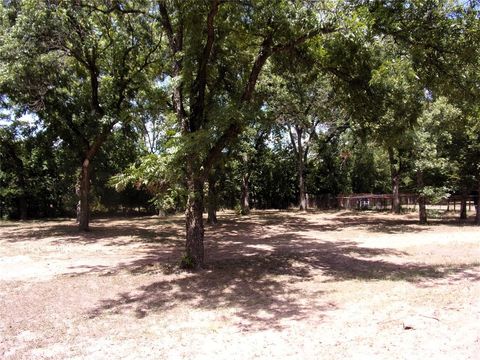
[{"left": 1, "top": 0, "right": 479, "bottom": 268}]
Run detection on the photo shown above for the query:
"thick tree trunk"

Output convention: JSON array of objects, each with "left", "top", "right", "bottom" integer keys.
[
  {"left": 207, "top": 175, "right": 218, "bottom": 225},
  {"left": 460, "top": 189, "right": 468, "bottom": 220},
  {"left": 241, "top": 173, "right": 250, "bottom": 215},
  {"left": 184, "top": 176, "right": 205, "bottom": 269},
  {"left": 78, "top": 159, "right": 91, "bottom": 231},
  {"left": 417, "top": 171, "right": 427, "bottom": 224},
  {"left": 160, "top": 0, "right": 294, "bottom": 269}
]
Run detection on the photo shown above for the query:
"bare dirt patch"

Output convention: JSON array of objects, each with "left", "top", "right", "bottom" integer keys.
[{"left": 1, "top": 211, "right": 479, "bottom": 359}]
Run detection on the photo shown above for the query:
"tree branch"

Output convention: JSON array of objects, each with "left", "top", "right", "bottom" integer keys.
[
  {"left": 289, "top": 125, "right": 299, "bottom": 156},
  {"left": 201, "top": 122, "right": 242, "bottom": 179},
  {"left": 158, "top": 1, "right": 186, "bottom": 127},
  {"left": 241, "top": 35, "right": 273, "bottom": 102},
  {"left": 64, "top": 112, "right": 90, "bottom": 149},
  {"left": 189, "top": 0, "right": 220, "bottom": 132},
  {"left": 203, "top": 23, "right": 338, "bottom": 176},
  {"left": 85, "top": 122, "right": 116, "bottom": 161}
]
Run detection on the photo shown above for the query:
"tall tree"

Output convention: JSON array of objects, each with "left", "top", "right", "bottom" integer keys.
[
  {"left": 156, "top": 0, "right": 337, "bottom": 268},
  {"left": 412, "top": 97, "right": 456, "bottom": 224},
  {"left": 266, "top": 67, "right": 335, "bottom": 210},
  {"left": 366, "top": 0, "right": 480, "bottom": 219},
  {"left": 0, "top": 1, "right": 160, "bottom": 230}
]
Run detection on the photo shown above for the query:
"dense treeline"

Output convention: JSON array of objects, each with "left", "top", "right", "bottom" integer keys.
[{"left": 1, "top": 0, "right": 479, "bottom": 268}]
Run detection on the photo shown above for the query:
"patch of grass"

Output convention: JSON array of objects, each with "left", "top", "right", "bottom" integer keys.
[
  {"left": 426, "top": 209, "right": 446, "bottom": 219},
  {"left": 180, "top": 254, "right": 196, "bottom": 270}
]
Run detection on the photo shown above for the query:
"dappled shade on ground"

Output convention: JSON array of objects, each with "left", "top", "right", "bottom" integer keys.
[{"left": 1, "top": 210, "right": 479, "bottom": 358}]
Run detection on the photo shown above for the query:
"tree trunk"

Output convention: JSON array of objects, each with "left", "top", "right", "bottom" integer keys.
[
  {"left": 417, "top": 171, "right": 427, "bottom": 224},
  {"left": 392, "top": 175, "right": 401, "bottom": 214},
  {"left": 207, "top": 174, "right": 218, "bottom": 225},
  {"left": 78, "top": 159, "right": 91, "bottom": 231},
  {"left": 476, "top": 181, "right": 480, "bottom": 225},
  {"left": 298, "top": 156, "right": 307, "bottom": 211},
  {"left": 241, "top": 173, "right": 250, "bottom": 215},
  {"left": 460, "top": 188, "right": 468, "bottom": 220},
  {"left": 290, "top": 125, "right": 307, "bottom": 211},
  {"left": 160, "top": 0, "right": 281, "bottom": 269},
  {"left": 7, "top": 142, "right": 28, "bottom": 220},
  {"left": 388, "top": 148, "right": 401, "bottom": 214},
  {"left": 297, "top": 129, "right": 307, "bottom": 211},
  {"left": 184, "top": 176, "right": 205, "bottom": 269},
  {"left": 18, "top": 196, "right": 27, "bottom": 220}
]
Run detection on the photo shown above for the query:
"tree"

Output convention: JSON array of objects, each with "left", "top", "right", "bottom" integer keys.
[
  {"left": 266, "top": 65, "right": 335, "bottom": 210},
  {"left": 0, "top": 114, "right": 80, "bottom": 220},
  {"left": 365, "top": 0, "right": 480, "bottom": 220},
  {"left": 0, "top": 123, "right": 28, "bottom": 219},
  {"left": 206, "top": 168, "right": 219, "bottom": 224},
  {"left": 248, "top": 140, "right": 298, "bottom": 209},
  {"left": 155, "top": 0, "right": 337, "bottom": 268},
  {"left": 412, "top": 97, "right": 456, "bottom": 224},
  {"left": 0, "top": 0, "right": 160, "bottom": 230}
]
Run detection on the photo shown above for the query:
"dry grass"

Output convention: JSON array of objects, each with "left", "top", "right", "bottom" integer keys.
[{"left": 1, "top": 210, "right": 479, "bottom": 359}]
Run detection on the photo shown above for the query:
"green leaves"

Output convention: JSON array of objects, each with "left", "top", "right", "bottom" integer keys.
[
  {"left": 0, "top": 0, "right": 479, "bottom": 220},
  {"left": 108, "top": 151, "right": 186, "bottom": 213}
]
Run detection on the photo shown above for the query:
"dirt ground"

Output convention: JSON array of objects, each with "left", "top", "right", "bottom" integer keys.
[{"left": 1, "top": 210, "right": 479, "bottom": 359}]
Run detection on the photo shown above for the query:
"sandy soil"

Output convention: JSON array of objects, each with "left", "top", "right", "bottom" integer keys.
[{"left": 0, "top": 210, "right": 479, "bottom": 359}]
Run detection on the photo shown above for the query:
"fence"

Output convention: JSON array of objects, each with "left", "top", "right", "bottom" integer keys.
[
  {"left": 442, "top": 195, "right": 478, "bottom": 211},
  {"left": 336, "top": 193, "right": 417, "bottom": 210},
  {"left": 306, "top": 194, "right": 338, "bottom": 209},
  {"left": 335, "top": 193, "right": 478, "bottom": 211}
]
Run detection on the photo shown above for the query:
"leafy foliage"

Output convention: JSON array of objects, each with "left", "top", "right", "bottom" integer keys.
[{"left": 0, "top": 1, "right": 478, "bottom": 234}]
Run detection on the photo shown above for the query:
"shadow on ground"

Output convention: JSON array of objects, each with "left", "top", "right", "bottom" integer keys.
[
  {"left": 0, "top": 217, "right": 185, "bottom": 245},
  {"left": 83, "top": 213, "right": 480, "bottom": 329},
  {"left": 2, "top": 210, "right": 477, "bottom": 243},
  {"left": 86, "top": 246, "right": 479, "bottom": 330},
  {"left": 222, "top": 210, "right": 480, "bottom": 235},
  {"left": 2, "top": 212, "right": 478, "bottom": 330}
]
